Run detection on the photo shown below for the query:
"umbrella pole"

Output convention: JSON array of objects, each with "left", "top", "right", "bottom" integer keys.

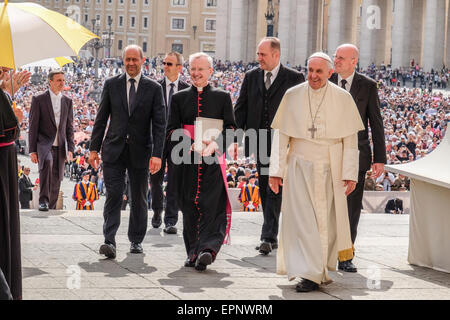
[{"left": 9, "top": 69, "right": 16, "bottom": 109}]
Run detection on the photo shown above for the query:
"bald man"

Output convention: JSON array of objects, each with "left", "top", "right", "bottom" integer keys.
[
  {"left": 89, "top": 45, "right": 166, "bottom": 258},
  {"left": 331, "top": 44, "right": 386, "bottom": 273}
]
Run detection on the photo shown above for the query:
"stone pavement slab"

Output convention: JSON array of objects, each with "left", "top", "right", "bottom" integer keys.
[{"left": 19, "top": 210, "right": 450, "bottom": 300}]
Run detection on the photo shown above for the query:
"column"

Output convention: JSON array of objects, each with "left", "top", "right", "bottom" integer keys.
[
  {"left": 359, "top": 0, "right": 388, "bottom": 69},
  {"left": 423, "top": 0, "right": 446, "bottom": 71},
  {"left": 408, "top": 0, "right": 424, "bottom": 68},
  {"left": 215, "top": 0, "right": 248, "bottom": 62},
  {"left": 446, "top": 4, "right": 450, "bottom": 68},
  {"left": 278, "top": 0, "right": 318, "bottom": 67},
  {"left": 278, "top": 0, "right": 292, "bottom": 64},
  {"left": 327, "top": 0, "right": 356, "bottom": 56},
  {"left": 391, "top": 0, "right": 412, "bottom": 69}
]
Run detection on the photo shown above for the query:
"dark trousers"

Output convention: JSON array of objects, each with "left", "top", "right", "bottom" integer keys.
[
  {"left": 257, "top": 163, "right": 282, "bottom": 244},
  {"left": 0, "top": 145, "right": 22, "bottom": 300},
  {"left": 102, "top": 145, "right": 149, "bottom": 247},
  {"left": 121, "top": 198, "right": 129, "bottom": 211},
  {"left": 150, "top": 155, "right": 179, "bottom": 226},
  {"left": 20, "top": 201, "right": 30, "bottom": 209},
  {"left": 39, "top": 146, "right": 62, "bottom": 209},
  {"left": 347, "top": 170, "right": 367, "bottom": 246}
]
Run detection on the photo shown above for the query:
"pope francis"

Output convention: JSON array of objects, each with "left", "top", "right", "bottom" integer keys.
[{"left": 268, "top": 52, "right": 364, "bottom": 292}]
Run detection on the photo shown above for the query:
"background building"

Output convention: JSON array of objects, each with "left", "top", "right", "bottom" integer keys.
[
  {"left": 216, "top": 0, "right": 450, "bottom": 71},
  {"left": 28, "top": 0, "right": 217, "bottom": 58},
  {"left": 18, "top": 0, "right": 450, "bottom": 71}
]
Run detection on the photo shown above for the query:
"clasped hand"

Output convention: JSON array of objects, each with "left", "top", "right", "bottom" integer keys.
[{"left": 191, "top": 140, "right": 219, "bottom": 157}]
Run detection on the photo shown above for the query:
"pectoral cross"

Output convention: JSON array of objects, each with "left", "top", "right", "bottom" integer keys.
[{"left": 308, "top": 123, "right": 317, "bottom": 139}]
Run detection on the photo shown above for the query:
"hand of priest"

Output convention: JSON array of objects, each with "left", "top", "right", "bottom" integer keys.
[
  {"left": 344, "top": 180, "right": 357, "bottom": 196},
  {"left": 201, "top": 140, "right": 219, "bottom": 157},
  {"left": 149, "top": 157, "right": 162, "bottom": 175},
  {"left": 269, "top": 177, "right": 283, "bottom": 194},
  {"left": 227, "top": 143, "right": 238, "bottom": 160}
]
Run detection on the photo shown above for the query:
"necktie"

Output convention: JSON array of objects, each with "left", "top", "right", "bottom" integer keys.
[
  {"left": 265, "top": 72, "right": 272, "bottom": 90},
  {"left": 341, "top": 79, "right": 348, "bottom": 91},
  {"left": 128, "top": 78, "right": 136, "bottom": 115},
  {"left": 168, "top": 83, "right": 175, "bottom": 115}
]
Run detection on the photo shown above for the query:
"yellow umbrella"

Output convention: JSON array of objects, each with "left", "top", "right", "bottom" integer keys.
[
  {"left": 0, "top": 1, "right": 98, "bottom": 70},
  {"left": 22, "top": 56, "right": 75, "bottom": 69}
]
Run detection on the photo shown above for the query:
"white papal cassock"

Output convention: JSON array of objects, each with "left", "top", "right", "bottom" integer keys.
[{"left": 269, "top": 81, "right": 365, "bottom": 285}]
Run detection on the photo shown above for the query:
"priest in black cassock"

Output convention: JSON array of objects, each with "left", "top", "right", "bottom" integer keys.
[
  {"left": 0, "top": 67, "right": 31, "bottom": 300},
  {"left": 166, "top": 52, "right": 236, "bottom": 271}
]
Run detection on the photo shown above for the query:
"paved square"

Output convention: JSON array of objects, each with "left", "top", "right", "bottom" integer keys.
[{"left": 19, "top": 210, "right": 450, "bottom": 300}]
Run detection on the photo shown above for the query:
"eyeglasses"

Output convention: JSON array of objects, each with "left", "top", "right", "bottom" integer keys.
[{"left": 162, "top": 62, "right": 181, "bottom": 66}]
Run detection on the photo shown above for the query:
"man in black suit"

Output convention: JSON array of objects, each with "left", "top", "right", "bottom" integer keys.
[
  {"left": 151, "top": 52, "right": 189, "bottom": 234},
  {"left": 18, "top": 167, "right": 36, "bottom": 209},
  {"left": 232, "top": 37, "right": 305, "bottom": 255},
  {"left": 89, "top": 45, "right": 166, "bottom": 258},
  {"left": 331, "top": 44, "right": 386, "bottom": 272},
  {"left": 29, "top": 70, "right": 74, "bottom": 211}
]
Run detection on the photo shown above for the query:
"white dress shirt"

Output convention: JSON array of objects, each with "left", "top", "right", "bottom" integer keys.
[
  {"left": 165, "top": 76, "right": 180, "bottom": 105},
  {"left": 337, "top": 71, "right": 356, "bottom": 92},
  {"left": 49, "top": 89, "right": 62, "bottom": 146},
  {"left": 126, "top": 72, "right": 142, "bottom": 106},
  {"left": 264, "top": 62, "right": 281, "bottom": 88}
]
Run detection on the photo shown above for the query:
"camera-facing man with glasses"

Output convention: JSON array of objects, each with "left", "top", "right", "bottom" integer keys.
[{"left": 150, "top": 52, "right": 189, "bottom": 234}]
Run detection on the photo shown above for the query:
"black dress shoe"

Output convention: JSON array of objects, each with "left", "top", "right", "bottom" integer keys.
[
  {"left": 184, "top": 258, "right": 195, "bottom": 268},
  {"left": 151, "top": 210, "right": 162, "bottom": 228},
  {"left": 130, "top": 242, "right": 143, "bottom": 254},
  {"left": 38, "top": 203, "right": 49, "bottom": 212},
  {"left": 296, "top": 278, "right": 319, "bottom": 292},
  {"left": 163, "top": 224, "right": 177, "bottom": 235},
  {"left": 99, "top": 243, "right": 116, "bottom": 259},
  {"left": 195, "top": 251, "right": 213, "bottom": 271},
  {"left": 259, "top": 241, "right": 272, "bottom": 255},
  {"left": 338, "top": 260, "right": 357, "bottom": 273},
  {"left": 256, "top": 241, "right": 278, "bottom": 250}
]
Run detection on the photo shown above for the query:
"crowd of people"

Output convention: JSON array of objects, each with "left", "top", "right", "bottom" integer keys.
[
  {"left": 3, "top": 32, "right": 449, "bottom": 299},
  {"left": 12, "top": 56, "right": 448, "bottom": 197}
]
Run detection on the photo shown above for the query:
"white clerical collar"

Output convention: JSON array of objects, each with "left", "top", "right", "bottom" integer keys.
[
  {"left": 265, "top": 62, "right": 281, "bottom": 81},
  {"left": 338, "top": 71, "right": 356, "bottom": 90},
  {"left": 126, "top": 72, "right": 142, "bottom": 84},
  {"left": 49, "top": 89, "right": 62, "bottom": 98}
]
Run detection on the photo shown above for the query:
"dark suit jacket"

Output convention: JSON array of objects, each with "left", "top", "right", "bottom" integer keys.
[
  {"left": 18, "top": 174, "right": 34, "bottom": 203},
  {"left": 158, "top": 78, "right": 189, "bottom": 110},
  {"left": 330, "top": 72, "right": 386, "bottom": 172},
  {"left": 90, "top": 73, "right": 166, "bottom": 169},
  {"left": 29, "top": 90, "right": 74, "bottom": 180},
  {"left": 158, "top": 77, "right": 189, "bottom": 159},
  {"left": 234, "top": 64, "right": 305, "bottom": 158}
]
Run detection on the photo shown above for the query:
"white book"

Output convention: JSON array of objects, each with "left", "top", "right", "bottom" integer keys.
[{"left": 194, "top": 117, "right": 223, "bottom": 152}]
